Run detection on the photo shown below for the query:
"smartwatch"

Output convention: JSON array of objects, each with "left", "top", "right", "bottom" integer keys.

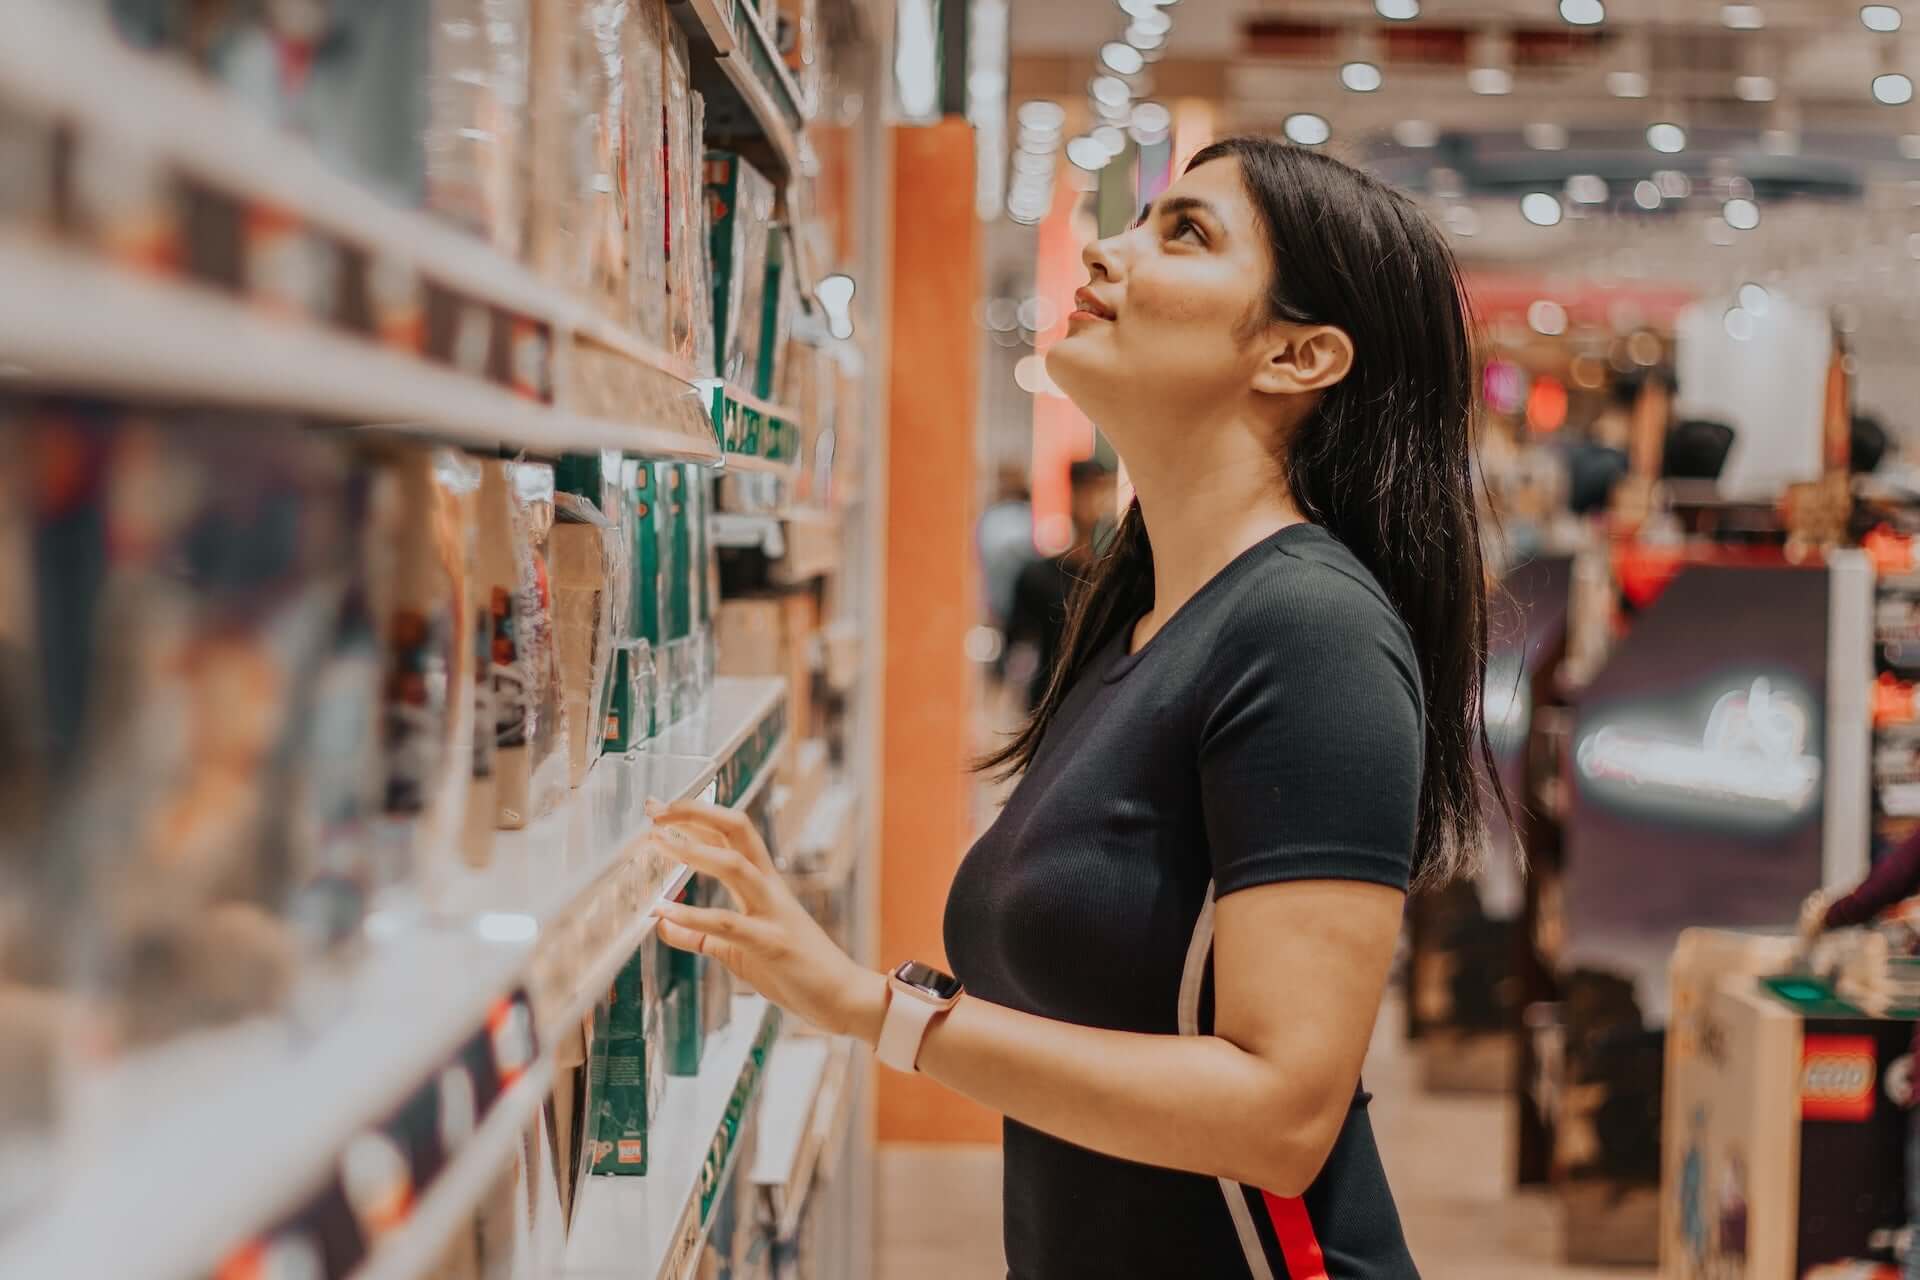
[{"left": 876, "top": 961, "right": 963, "bottom": 1073}]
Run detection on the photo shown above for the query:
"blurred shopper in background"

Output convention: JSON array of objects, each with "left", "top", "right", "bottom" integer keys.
[
  {"left": 1003, "top": 459, "right": 1115, "bottom": 711},
  {"left": 976, "top": 463, "right": 1034, "bottom": 632}
]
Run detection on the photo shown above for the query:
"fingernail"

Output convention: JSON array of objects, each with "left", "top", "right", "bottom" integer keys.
[{"left": 645, "top": 799, "right": 666, "bottom": 816}]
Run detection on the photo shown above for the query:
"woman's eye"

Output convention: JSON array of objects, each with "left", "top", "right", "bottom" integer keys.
[{"left": 1171, "top": 216, "right": 1203, "bottom": 244}]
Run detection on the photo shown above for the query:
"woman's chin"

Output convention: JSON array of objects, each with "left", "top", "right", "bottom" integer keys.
[{"left": 1043, "top": 342, "right": 1100, "bottom": 401}]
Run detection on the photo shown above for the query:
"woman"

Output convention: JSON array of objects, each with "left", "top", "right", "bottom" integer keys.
[{"left": 649, "top": 136, "right": 1498, "bottom": 1279}]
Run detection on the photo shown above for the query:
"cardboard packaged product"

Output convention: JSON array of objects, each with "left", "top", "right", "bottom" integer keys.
[
  {"left": 705, "top": 152, "right": 777, "bottom": 391},
  {"left": 661, "top": 881, "right": 705, "bottom": 1076},
  {"left": 663, "top": 15, "right": 696, "bottom": 363},
  {"left": 756, "top": 226, "right": 800, "bottom": 402},
  {"left": 528, "top": 0, "right": 589, "bottom": 294},
  {"left": 580, "top": 0, "right": 633, "bottom": 324},
  {"left": 548, "top": 494, "right": 616, "bottom": 788},
  {"left": 586, "top": 943, "right": 661, "bottom": 1175},
  {"left": 687, "top": 92, "right": 713, "bottom": 378},
  {"left": 714, "top": 593, "right": 815, "bottom": 744},
  {"left": 0, "top": 98, "right": 58, "bottom": 232},
  {"left": 107, "top": 0, "right": 434, "bottom": 210},
  {"left": 425, "top": 0, "right": 532, "bottom": 254},
  {"left": 11, "top": 400, "right": 358, "bottom": 1057},
  {"left": 624, "top": 0, "right": 671, "bottom": 347}
]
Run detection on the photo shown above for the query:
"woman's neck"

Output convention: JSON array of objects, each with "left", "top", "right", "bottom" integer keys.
[{"left": 1124, "top": 429, "right": 1306, "bottom": 652}]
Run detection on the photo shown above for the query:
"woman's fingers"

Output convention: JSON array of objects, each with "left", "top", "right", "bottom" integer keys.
[
  {"left": 648, "top": 799, "right": 774, "bottom": 872},
  {"left": 655, "top": 907, "right": 771, "bottom": 986},
  {"left": 652, "top": 830, "right": 770, "bottom": 912}
]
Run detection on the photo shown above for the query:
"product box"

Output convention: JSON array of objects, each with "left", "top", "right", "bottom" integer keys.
[
  {"left": 714, "top": 594, "right": 814, "bottom": 745},
  {"left": 548, "top": 506, "right": 614, "bottom": 789},
  {"left": 661, "top": 879, "right": 705, "bottom": 1076},
  {"left": 425, "top": 0, "right": 531, "bottom": 255},
  {"left": 756, "top": 226, "right": 799, "bottom": 401},
  {"left": 580, "top": 0, "right": 632, "bottom": 324},
  {"left": 705, "top": 152, "right": 777, "bottom": 390},
  {"left": 1662, "top": 949, "right": 1914, "bottom": 1278},
  {"left": 624, "top": 0, "right": 671, "bottom": 347},
  {"left": 588, "top": 944, "right": 660, "bottom": 1175}
]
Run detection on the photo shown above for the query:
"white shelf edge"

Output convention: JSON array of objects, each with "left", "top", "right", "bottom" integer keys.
[
  {"left": 779, "top": 1041, "right": 852, "bottom": 1239},
  {"left": 684, "top": 0, "right": 739, "bottom": 53},
  {"left": 352, "top": 1059, "right": 557, "bottom": 1280},
  {"left": 712, "top": 35, "right": 801, "bottom": 178},
  {"left": 746, "top": 1037, "right": 830, "bottom": 1192},
  {"left": 562, "top": 996, "right": 777, "bottom": 1280},
  {"left": 0, "top": 236, "right": 720, "bottom": 462},
  {"left": 720, "top": 452, "right": 801, "bottom": 476},
  {"left": 729, "top": 0, "right": 811, "bottom": 130}
]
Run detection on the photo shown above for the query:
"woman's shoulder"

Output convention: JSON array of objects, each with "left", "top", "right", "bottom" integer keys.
[{"left": 1217, "top": 524, "right": 1410, "bottom": 647}]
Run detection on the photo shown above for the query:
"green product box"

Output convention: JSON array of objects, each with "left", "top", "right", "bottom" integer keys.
[
  {"left": 663, "top": 465, "right": 693, "bottom": 642},
  {"left": 755, "top": 226, "right": 798, "bottom": 401},
  {"left": 625, "top": 459, "right": 664, "bottom": 646},
  {"left": 705, "top": 151, "right": 776, "bottom": 391},
  {"left": 589, "top": 946, "right": 657, "bottom": 1174}
]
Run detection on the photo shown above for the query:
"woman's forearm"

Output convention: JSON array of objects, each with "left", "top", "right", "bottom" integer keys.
[{"left": 851, "top": 977, "right": 1333, "bottom": 1195}]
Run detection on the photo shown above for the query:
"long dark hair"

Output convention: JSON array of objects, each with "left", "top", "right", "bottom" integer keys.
[{"left": 983, "top": 137, "right": 1502, "bottom": 892}]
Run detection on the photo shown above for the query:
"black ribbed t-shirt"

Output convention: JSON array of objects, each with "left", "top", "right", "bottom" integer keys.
[{"left": 945, "top": 522, "right": 1425, "bottom": 1280}]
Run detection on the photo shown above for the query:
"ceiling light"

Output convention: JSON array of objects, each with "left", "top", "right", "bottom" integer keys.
[
  {"left": 1863, "top": 4, "right": 1904, "bottom": 30},
  {"left": 1130, "top": 101, "right": 1172, "bottom": 135},
  {"left": 1130, "top": 9, "right": 1172, "bottom": 35},
  {"left": 1066, "top": 135, "right": 1110, "bottom": 170},
  {"left": 1634, "top": 180, "right": 1662, "bottom": 209},
  {"left": 1656, "top": 169, "right": 1692, "bottom": 198},
  {"left": 1101, "top": 41, "right": 1146, "bottom": 75},
  {"left": 1738, "top": 282, "right": 1771, "bottom": 314},
  {"left": 1091, "top": 125, "right": 1127, "bottom": 157},
  {"left": 1012, "top": 150, "right": 1052, "bottom": 176},
  {"left": 1376, "top": 0, "right": 1420, "bottom": 17},
  {"left": 1525, "top": 122, "right": 1570, "bottom": 150},
  {"left": 1126, "top": 25, "right": 1166, "bottom": 50},
  {"left": 1445, "top": 204, "right": 1481, "bottom": 237},
  {"left": 1567, "top": 174, "right": 1608, "bottom": 204},
  {"left": 1529, "top": 300, "right": 1570, "bottom": 336},
  {"left": 1721, "top": 4, "right": 1765, "bottom": 28},
  {"left": 1736, "top": 75, "right": 1777, "bottom": 102},
  {"left": 1723, "top": 196, "right": 1761, "bottom": 229},
  {"left": 1724, "top": 306, "right": 1755, "bottom": 339},
  {"left": 1469, "top": 67, "right": 1514, "bottom": 95},
  {"left": 1521, "top": 192, "right": 1565, "bottom": 226},
  {"left": 1875, "top": 73, "right": 1915, "bottom": 104},
  {"left": 1017, "top": 100, "right": 1067, "bottom": 132},
  {"left": 1647, "top": 122, "right": 1688, "bottom": 153},
  {"left": 1118, "top": 0, "right": 1164, "bottom": 16},
  {"left": 1284, "top": 113, "right": 1332, "bottom": 146},
  {"left": 1706, "top": 217, "right": 1737, "bottom": 246},
  {"left": 1608, "top": 70, "right": 1651, "bottom": 98},
  {"left": 1560, "top": 0, "right": 1605, "bottom": 23},
  {"left": 1394, "top": 119, "right": 1440, "bottom": 148},
  {"left": 1341, "top": 61, "right": 1384, "bottom": 92}
]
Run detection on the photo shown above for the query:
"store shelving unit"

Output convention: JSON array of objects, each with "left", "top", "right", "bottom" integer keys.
[
  {"left": 750, "top": 1037, "right": 854, "bottom": 1242},
  {"left": 0, "top": 2, "right": 718, "bottom": 460},
  {"left": 564, "top": 996, "right": 781, "bottom": 1280},
  {"left": 0, "top": 0, "right": 882, "bottom": 1273}
]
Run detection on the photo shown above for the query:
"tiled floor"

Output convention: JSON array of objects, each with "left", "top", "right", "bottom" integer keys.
[{"left": 876, "top": 1001, "right": 1659, "bottom": 1279}]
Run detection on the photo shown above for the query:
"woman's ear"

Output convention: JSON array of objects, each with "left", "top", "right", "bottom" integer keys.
[{"left": 1252, "top": 324, "right": 1355, "bottom": 396}]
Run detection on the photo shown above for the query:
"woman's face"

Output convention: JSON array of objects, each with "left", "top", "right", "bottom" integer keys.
[{"left": 1046, "top": 157, "right": 1276, "bottom": 431}]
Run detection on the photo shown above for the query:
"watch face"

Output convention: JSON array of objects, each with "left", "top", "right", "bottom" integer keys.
[{"left": 894, "top": 961, "right": 962, "bottom": 1001}]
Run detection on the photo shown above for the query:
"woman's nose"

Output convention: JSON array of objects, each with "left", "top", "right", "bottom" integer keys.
[{"left": 1082, "top": 233, "right": 1123, "bottom": 282}]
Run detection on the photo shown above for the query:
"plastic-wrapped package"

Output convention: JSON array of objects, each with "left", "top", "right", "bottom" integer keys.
[
  {"left": 687, "top": 91, "right": 714, "bottom": 379},
  {"left": 506, "top": 462, "right": 570, "bottom": 825},
  {"left": 582, "top": 943, "right": 661, "bottom": 1178},
  {"left": 705, "top": 153, "right": 777, "bottom": 391},
  {"left": 10, "top": 399, "right": 360, "bottom": 1069},
  {"left": 529, "top": 0, "right": 589, "bottom": 295},
  {"left": 582, "top": 0, "right": 633, "bottom": 324},
  {"left": 624, "top": 0, "right": 670, "bottom": 347},
  {"left": 663, "top": 17, "right": 697, "bottom": 365},
  {"left": 366, "top": 446, "right": 477, "bottom": 911},
  {"left": 549, "top": 493, "right": 616, "bottom": 788},
  {"left": 426, "top": 0, "right": 532, "bottom": 255}
]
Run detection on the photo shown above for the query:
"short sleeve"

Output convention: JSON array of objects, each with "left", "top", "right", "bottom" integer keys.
[{"left": 1198, "top": 562, "right": 1423, "bottom": 898}]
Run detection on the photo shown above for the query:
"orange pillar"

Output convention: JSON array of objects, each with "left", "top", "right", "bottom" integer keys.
[{"left": 879, "top": 119, "right": 998, "bottom": 1145}]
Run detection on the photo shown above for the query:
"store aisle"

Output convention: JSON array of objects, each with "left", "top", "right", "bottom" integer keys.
[{"left": 876, "top": 999, "right": 1659, "bottom": 1279}]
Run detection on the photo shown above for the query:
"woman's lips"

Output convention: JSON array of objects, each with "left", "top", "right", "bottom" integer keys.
[{"left": 1072, "top": 288, "right": 1115, "bottom": 321}]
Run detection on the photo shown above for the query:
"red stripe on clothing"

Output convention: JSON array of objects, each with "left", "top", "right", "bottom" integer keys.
[{"left": 1260, "top": 1191, "right": 1328, "bottom": 1280}]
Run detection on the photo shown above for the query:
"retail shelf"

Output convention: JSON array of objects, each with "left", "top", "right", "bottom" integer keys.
[
  {"left": 0, "top": 931, "right": 534, "bottom": 1280},
  {"left": 730, "top": 0, "right": 812, "bottom": 126},
  {"left": 0, "top": 237, "right": 719, "bottom": 462},
  {"left": 441, "top": 676, "right": 787, "bottom": 1032},
  {"left": 710, "top": 509, "right": 839, "bottom": 565},
  {"left": 750, "top": 1038, "right": 852, "bottom": 1239},
  {"left": 721, "top": 452, "right": 803, "bottom": 476},
  {"left": 670, "top": 1, "right": 802, "bottom": 180},
  {"left": 353, "top": 1059, "right": 556, "bottom": 1280},
  {"left": 0, "top": 3, "right": 719, "bottom": 461},
  {"left": 815, "top": 618, "right": 862, "bottom": 694},
  {"left": 564, "top": 996, "right": 780, "bottom": 1280}
]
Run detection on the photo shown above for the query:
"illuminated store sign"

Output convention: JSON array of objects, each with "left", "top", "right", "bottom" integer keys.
[{"left": 1576, "top": 676, "right": 1822, "bottom": 827}]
